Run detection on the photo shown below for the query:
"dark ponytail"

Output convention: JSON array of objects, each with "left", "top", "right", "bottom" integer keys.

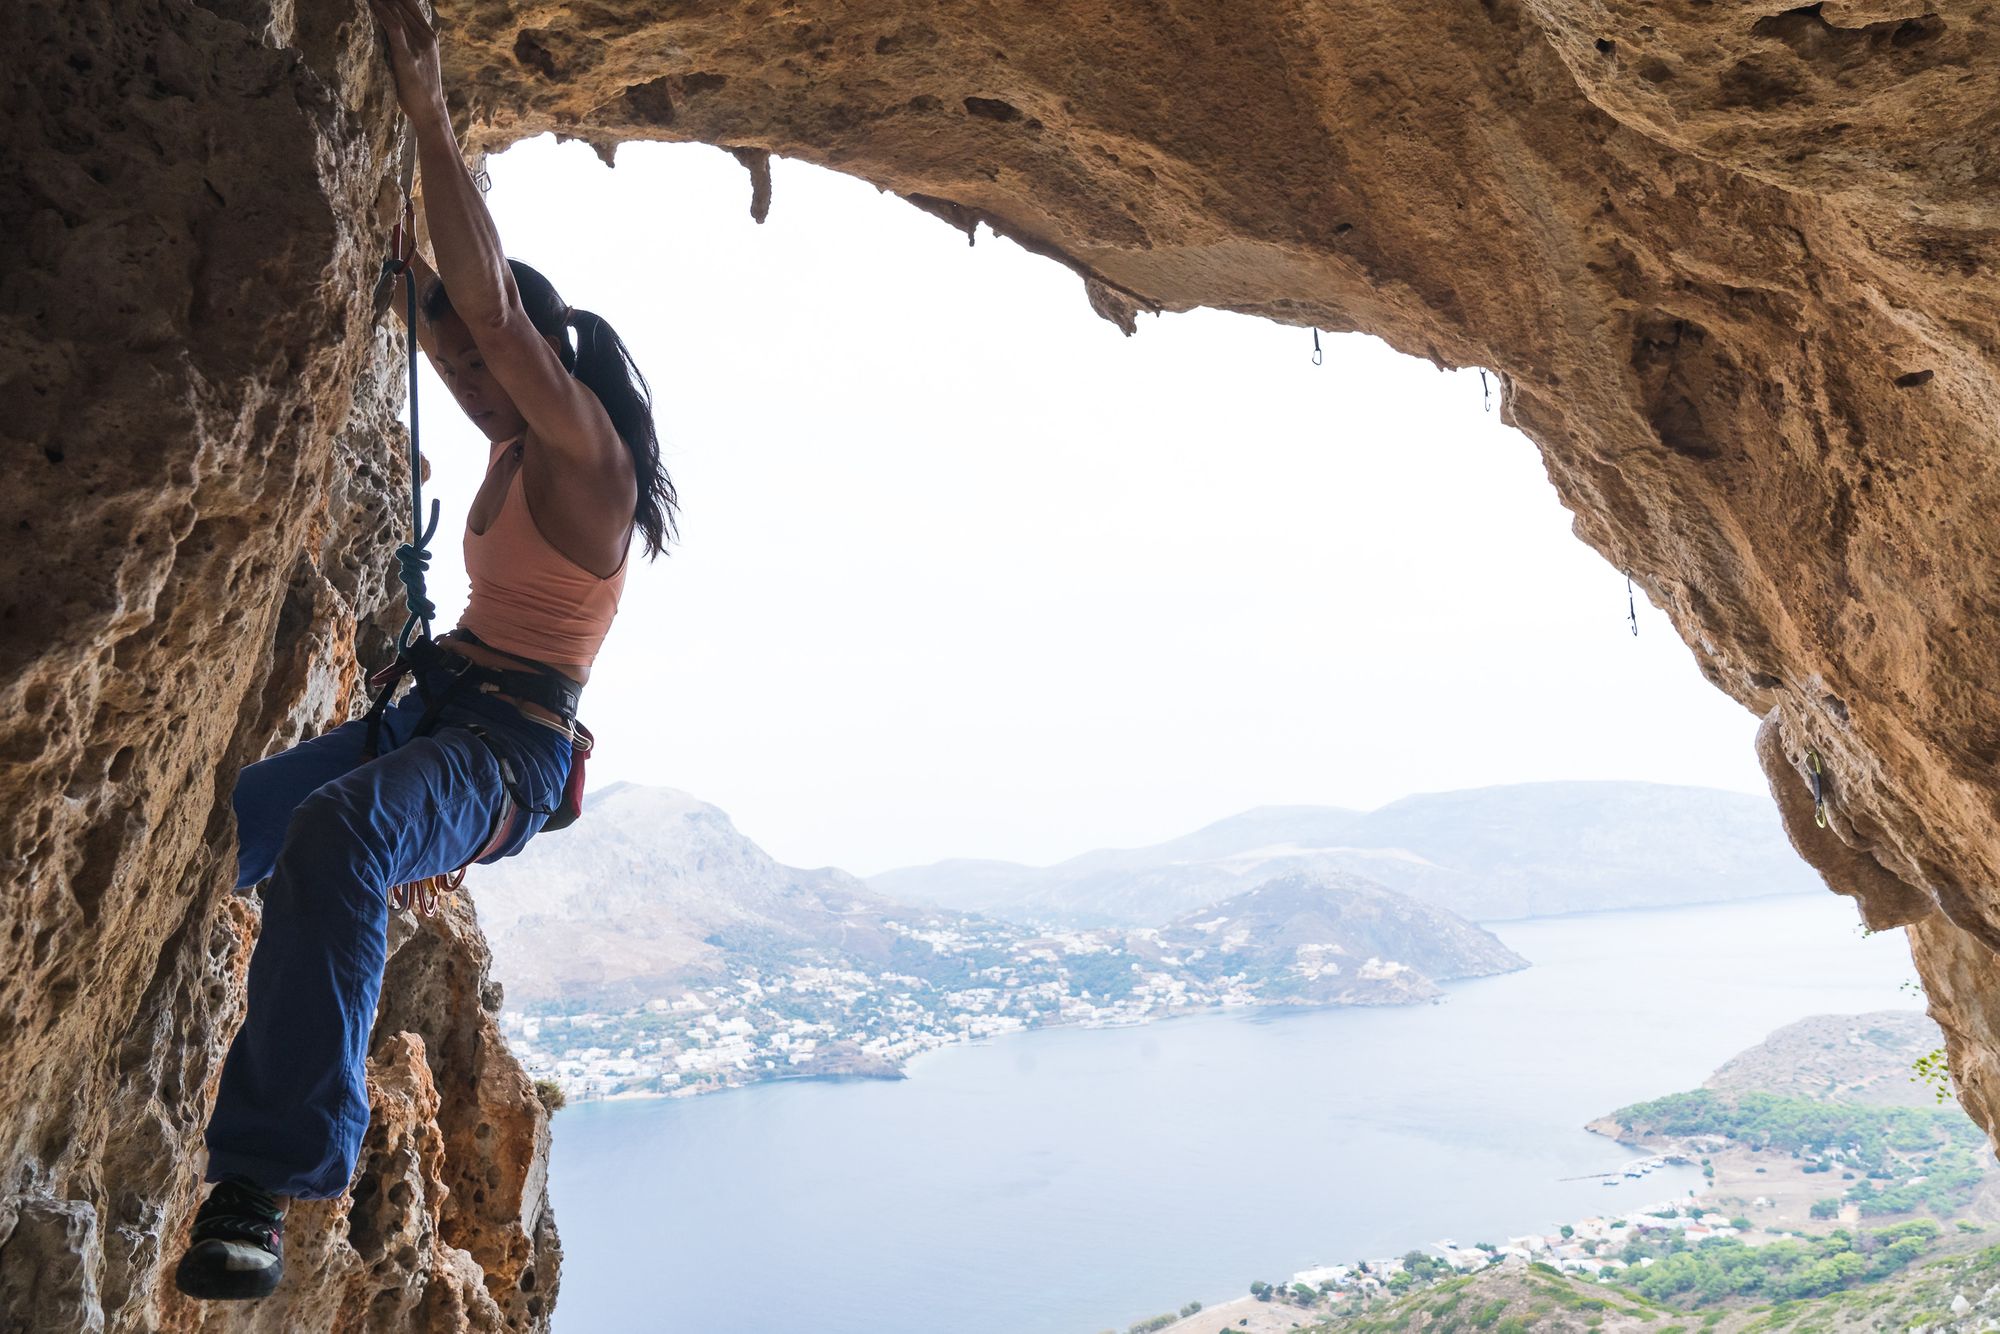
[{"left": 423, "top": 259, "right": 677, "bottom": 558}]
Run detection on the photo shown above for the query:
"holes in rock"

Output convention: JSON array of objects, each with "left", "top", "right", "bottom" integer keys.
[
  {"left": 964, "top": 96, "right": 1023, "bottom": 123},
  {"left": 348, "top": 1173, "right": 384, "bottom": 1257},
  {"left": 521, "top": 1266, "right": 537, "bottom": 1292},
  {"left": 1750, "top": 672, "right": 1783, "bottom": 690},
  {"left": 1631, "top": 313, "right": 1735, "bottom": 462},
  {"left": 907, "top": 94, "right": 941, "bottom": 112},
  {"left": 513, "top": 30, "right": 560, "bottom": 80},
  {"left": 1637, "top": 56, "right": 1675, "bottom": 83},
  {"left": 1890, "top": 16, "right": 1944, "bottom": 47},
  {"left": 875, "top": 34, "right": 902, "bottom": 54},
  {"left": 1752, "top": 5, "right": 1943, "bottom": 59},
  {"left": 1594, "top": 38, "right": 1615, "bottom": 54},
  {"left": 106, "top": 745, "right": 134, "bottom": 782},
  {"left": 43, "top": 447, "right": 64, "bottom": 464},
  {"left": 475, "top": 1121, "right": 493, "bottom": 1140},
  {"left": 1719, "top": 54, "right": 1810, "bottom": 110},
  {"left": 388, "top": 1180, "right": 413, "bottom": 1207},
  {"left": 71, "top": 805, "right": 132, "bottom": 925},
  {"left": 682, "top": 72, "right": 729, "bottom": 96},
  {"left": 620, "top": 76, "right": 676, "bottom": 127},
  {"left": 1893, "top": 369, "right": 1934, "bottom": 388}
]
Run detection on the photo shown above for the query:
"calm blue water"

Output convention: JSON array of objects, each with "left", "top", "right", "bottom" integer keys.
[{"left": 546, "top": 895, "right": 1920, "bottom": 1333}]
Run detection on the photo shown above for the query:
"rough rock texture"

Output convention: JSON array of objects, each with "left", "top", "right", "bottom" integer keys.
[
  {"left": 2, "top": 2, "right": 556, "bottom": 1330},
  {"left": 9, "top": 0, "right": 2000, "bottom": 1327}
]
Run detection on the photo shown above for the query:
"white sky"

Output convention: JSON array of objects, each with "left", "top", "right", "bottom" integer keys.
[{"left": 407, "top": 135, "right": 1767, "bottom": 876}]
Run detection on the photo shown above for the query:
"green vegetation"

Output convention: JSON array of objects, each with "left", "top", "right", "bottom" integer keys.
[
  {"left": 1608, "top": 1090, "right": 1982, "bottom": 1160},
  {"left": 1611, "top": 1219, "right": 1943, "bottom": 1307},
  {"left": 1607, "top": 1089, "right": 1986, "bottom": 1220},
  {"left": 1290, "top": 1243, "right": 2000, "bottom": 1333},
  {"left": 530, "top": 1077, "right": 566, "bottom": 1112},
  {"left": 1912, "top": 1046, "right": 1953, "bottom": 1103}
]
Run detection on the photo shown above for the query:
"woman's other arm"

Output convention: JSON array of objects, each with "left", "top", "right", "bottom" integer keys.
[{"left": 367, "top": 0, "right": 623, "bottom": 474}]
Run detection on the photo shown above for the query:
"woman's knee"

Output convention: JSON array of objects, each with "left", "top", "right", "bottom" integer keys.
[{"left": 271, "top": 787, "right": 388, "bottom": 902}]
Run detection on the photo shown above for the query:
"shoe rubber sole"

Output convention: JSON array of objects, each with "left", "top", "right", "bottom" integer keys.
[{"left": 174, "top": 1240, "right": 284, "bottom": 1301}]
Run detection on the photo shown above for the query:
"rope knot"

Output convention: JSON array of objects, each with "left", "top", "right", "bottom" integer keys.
[{"left": 394, "top": 541, "right": 436, "bottom": 621}]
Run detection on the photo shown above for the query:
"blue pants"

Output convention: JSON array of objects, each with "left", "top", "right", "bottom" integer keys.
[{"left": 203, "top": 668, "right": 574, "bottom": 1200}]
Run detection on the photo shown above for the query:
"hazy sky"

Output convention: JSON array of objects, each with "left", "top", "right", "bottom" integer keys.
[{"left": 411, "top": 136, "right": 1768, "bottom": 876}]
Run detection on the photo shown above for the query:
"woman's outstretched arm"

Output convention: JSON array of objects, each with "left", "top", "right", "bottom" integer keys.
[{"left": 367, "top": 0, "right": 624, "bottom": 472}]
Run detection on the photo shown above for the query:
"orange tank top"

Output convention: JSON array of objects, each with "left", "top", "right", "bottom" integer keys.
[{"left": 459, "top": 437, "right": 629, "bottom": 670}]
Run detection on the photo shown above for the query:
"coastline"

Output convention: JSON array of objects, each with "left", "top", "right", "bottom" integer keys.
[{"left": 544, "top": 994, "right": 1413, "bottom": 1108}]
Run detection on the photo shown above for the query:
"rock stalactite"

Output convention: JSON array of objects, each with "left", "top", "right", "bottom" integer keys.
[{"left": 6, "top": 0, "right": 2000, "bottom": 1328}]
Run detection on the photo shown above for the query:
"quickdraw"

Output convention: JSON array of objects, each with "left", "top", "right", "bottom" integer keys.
[{"left": 388, "top": 871, "right": 459, "bottom": 918}]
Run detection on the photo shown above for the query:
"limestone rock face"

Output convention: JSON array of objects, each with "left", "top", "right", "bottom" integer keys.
[
  {"left": 2, "top": 1, "right": 556, "bottom": 1329},
  {"left": 8, "top": 0, "right": 2000, "bottom": 1328}
]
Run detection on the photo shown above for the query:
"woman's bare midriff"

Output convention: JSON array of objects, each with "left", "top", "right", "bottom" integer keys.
[{"left": 437, "top": 630, "right": 587, "bottom": 729}]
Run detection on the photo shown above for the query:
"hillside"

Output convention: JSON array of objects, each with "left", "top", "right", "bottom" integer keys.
[
  {"left": 464, "top": 782, "right": 978, "bottom": 1007},
  {"left": 462, "top": 787, "right": 1527, "bottom": 1100},
  {"left": 872, "top": 782, "right": 1817, "bottom": 928},
  {"left": 1133, "top": 872, "right": 1526, "bottom": 1006},
  {"left": 1701, "top": 1011, "right": 1947, "bottom": 1108},
  {"left": 1152, "top": 1246, "right": 2000, "bottom": 1334}
]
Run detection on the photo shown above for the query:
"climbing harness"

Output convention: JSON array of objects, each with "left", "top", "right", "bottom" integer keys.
[
  {"left": 1626, "top": 578, "right": 1639, "bottom": 637},
  {"left": 364, "top": 188, "right": 594, "bottom": 917},
  {"left": 1808, "top": 748, "right": 1827, "bottom": 829},
  {"left": 1311, "top": 329, "right": 1323, "bottom": 366}
]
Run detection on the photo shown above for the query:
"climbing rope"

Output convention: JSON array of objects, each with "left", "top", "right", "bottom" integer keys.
[
  {"left": 382, "top": 197, "right": 442, "bottom": 652},
  {"left": 1481, "top": 369, "right": 1491, "bottom": 414},
  {"left": 1626, "top": 577, "right": 1639, "bottom": 637},
  {"left": 375, "top": 192, "right": 452, "bottom": 918}
]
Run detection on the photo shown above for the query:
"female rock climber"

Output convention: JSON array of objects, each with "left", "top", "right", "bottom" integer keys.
[{"left": 173, "top": 0, "right": 676, "bottom": 1301}]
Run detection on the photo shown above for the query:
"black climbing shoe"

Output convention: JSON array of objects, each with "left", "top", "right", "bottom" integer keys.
[{"left": 173, "top": 1176, "right": 286, "bottom": 1300}]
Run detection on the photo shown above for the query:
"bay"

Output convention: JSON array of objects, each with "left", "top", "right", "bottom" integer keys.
[{"left": 547, "top": 894, "right": 1922, "bottom": 1333}]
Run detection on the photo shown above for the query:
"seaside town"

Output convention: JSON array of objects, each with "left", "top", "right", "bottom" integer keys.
[
  {"left": 501, "top": 918, "right": 1275, "bottom": 1102},
  {"left": 498, "top": 908, "right": 1456, "bottom": 1104}
]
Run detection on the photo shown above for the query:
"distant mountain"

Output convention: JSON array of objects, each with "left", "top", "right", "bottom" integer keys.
[
  {"left": 1130, "top": 871, "right": 1526, "bottom": 1005},
  {"left": 464, "top": 782, "right": 976, "bottom": 1007},
  {"left": 463, "top": 785, "right": 1522, "bottom": 1020},
  {"left": 869, "top": 781, "right": 1816, "bottom": 927}
]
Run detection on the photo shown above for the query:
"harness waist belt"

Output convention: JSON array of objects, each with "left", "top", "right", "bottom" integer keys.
[{"left": 382, "top": 634, "right": 582, "bottom": 721}]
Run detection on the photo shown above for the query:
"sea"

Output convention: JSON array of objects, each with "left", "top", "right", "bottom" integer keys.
[{"left": 545, "top": 894, "right": 1924, "bottom": 1333}]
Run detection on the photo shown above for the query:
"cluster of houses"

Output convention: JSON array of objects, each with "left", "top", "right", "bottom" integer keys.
[
  {"left": 1284, "top": 1196, "right": 1768, "bottom": 1297},
  {"left": 496, "top": 912, "right": 1318, "bottom": 1101}
]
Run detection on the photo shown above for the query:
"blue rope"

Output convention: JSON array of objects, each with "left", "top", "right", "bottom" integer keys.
[
  {"left": 385, "top": 237, "right": 441, "bottom": 654},
  {"left": 394, "top": 519, "right": 440, "bottom": 649}
]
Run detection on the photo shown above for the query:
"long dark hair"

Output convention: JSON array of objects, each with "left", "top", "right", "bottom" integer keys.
[{"left": 423, "top": 260, "right": 677, "bottom": 558}]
